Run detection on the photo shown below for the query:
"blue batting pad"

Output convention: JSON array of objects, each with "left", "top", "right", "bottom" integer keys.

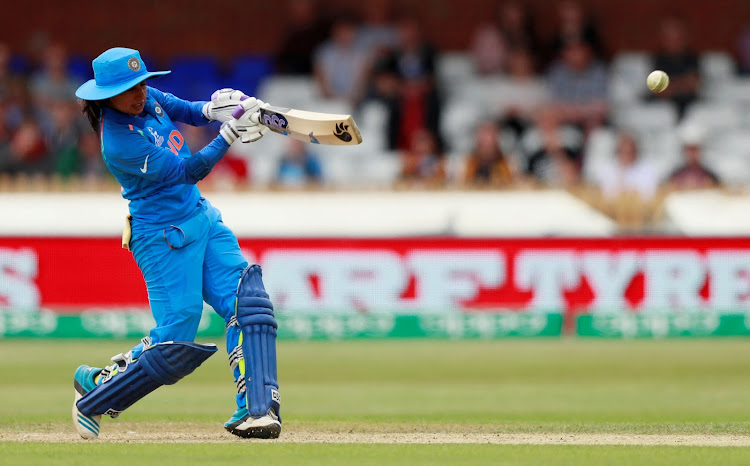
[
  {"left": 235, "top": 265, "right": 281, "bottom": 419},
  {"left": 77, "top": 341, "right": 217, "bottom": 418}
]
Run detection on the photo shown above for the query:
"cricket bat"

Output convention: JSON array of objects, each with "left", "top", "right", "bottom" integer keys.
[{"left": 258, "top": 105, "right": 363, "bottom": 145}]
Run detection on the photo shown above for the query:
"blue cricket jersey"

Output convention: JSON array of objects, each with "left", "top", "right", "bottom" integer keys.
[{"left": 99, "top": 87, "right": 230, "bottom": 234}]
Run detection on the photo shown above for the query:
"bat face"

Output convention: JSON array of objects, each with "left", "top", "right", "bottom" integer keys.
[{"left": 259, "top": 105, "right": 362, "bottom": 146}]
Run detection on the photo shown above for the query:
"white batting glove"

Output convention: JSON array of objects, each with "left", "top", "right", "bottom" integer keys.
[
  {"left": 202, "top": 88, "right": 249, "bottom": 122},
  {"left": 219, "top": 97, "right": 269, "bottom": 144}
]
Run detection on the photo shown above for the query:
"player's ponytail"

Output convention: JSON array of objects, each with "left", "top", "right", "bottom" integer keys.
[{"left": 81, "top": 100, "right": 102, "bottom": 135}]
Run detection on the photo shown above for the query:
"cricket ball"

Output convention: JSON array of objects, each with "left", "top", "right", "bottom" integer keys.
[{"left": 647, "top": 70, "right": 669, "bottom": 93}]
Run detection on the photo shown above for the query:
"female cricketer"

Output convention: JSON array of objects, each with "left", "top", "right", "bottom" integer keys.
[{"left": 71, "top": 47, "right": 281, "bottom": 440}]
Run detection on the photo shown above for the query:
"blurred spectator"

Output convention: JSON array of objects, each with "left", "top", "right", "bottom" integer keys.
[
  {"left": 275, "top": 0, "right": 331, "bottom": 75},
  {"left": 463, "top": 122, "right": 514, "bottom": 188},
  {"left": 76, "top": 131, "right": 108, "bottom": 182},
  {"left": 522, "top": 107, "right": 581, "bottom": 188},
  {"left": 595, "top": 131, "right": 658, "bottom": 201},
  {"left": 397, "top": 128, "right": 445, "bottom": 188},
  {"left": 356, "top": 0, "right": 398, "bottom": 60},
  {"left": 46, "top": 98, "right": 84, "bottom": 178},
  {"left": 469, "top": 2, "right": 540, "bottom": 76},
  {"left": 0, "top": 43, "right": 17, "bottom": 101},
  {"left": 0, "top": 102, "right": 12, "bottom": 174},
  {"left": 546, "top": 38, "right": 608, "bottom": 133},
  {"left": 498, "top": 2, "right": 541, "bottom": 56},
  {"left": 29, "top": 43, "right": 79, "bottom": 108},
  {"left": 548, "top": 1, "right": 603, "bottom": 62},
  {"left": 666, "top": 128, "right": 720, "bottom": 190},
  {"left": 470, "top": 24, "right": 507, "bottom": 76},
  {"left": 275, "top": 138, "right": 323, "bottom": 188},
  {"left": 375, "top": 18, "right": 443, "bottom": 151},
  {"left": 313, "top": 16, "right": 370, "bottom": 104},
  {"left": 0, "top": 43, "right": 27, "bottom": 130},
  {"left": 9, "top": 118, "right": 48, "bottom": 175},
  {"left": 737, "top": 26, "right": 750, "bottom": 75},
  {"left": 495, "top": 47, "right": 549, "bottom": 138},
  {"left": 651, "top": 17, "right": 700, "bottom": 118}
]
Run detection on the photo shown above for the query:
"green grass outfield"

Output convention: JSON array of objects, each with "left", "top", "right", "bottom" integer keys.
[{"left": 1, "top": 339, "right": 750, "bottom": 464}]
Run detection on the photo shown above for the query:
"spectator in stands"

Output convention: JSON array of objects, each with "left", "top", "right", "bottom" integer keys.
[
  {"left": 397, "top": 128, "right": 445, "bottom": 188},
  {"left": 29, "top": 43, "right": 80, "bottom": 108},
  {"left": 469, "top": 2, "right": 540, "bottom": 76},
  {"left": 376, "top": 17, "right": 442, "bottom": 151},
  {"left": 498, "top": 2, "right": 541, "bottom": 56},
  {"left": 463, "top": 121, "right": 514, "bottom": 188},
  {"left": 0, "top": 43, "right": 28, "bottom": 131},
  {"left": 45, "top": 97, "right": 84, "bottom": 178},
  {"left": 595, "top": 131, "right": 658, "bottom": 201},
  {"left": 495, "top": 47, "right": 548, "bottom": 138},
  {"left": 0, "top": 43, "right": 17, "bottom": 102},
  {"left": 356, "top": 0, "right": 398, "bottom": 60},
  {"left": 313, "top": 16, "right": 370, "bottom": 104},
  {"left": 470, "top": 23, "right": 506, "bottom": 76},
  {"left": 666, "top": 127, "right": 720, "bottom": 190},
  {"left": 651, "top": 16, "right": 700, "bottom": 118},
  {"left": 9, "top": 117, "right": 48, "bottom": 175},
  {"left": 546, "top": 38, "right": 609, "bottom": 133},
  {"left": 0, "top": 101, "right": 12, "bottom": 174},
  {"left": 548, "top": 1, "right": 603, "bottom": 62},
  {"left": 275, "top": 0, "right": 331, "bottom": 75},
  {"left": 737, "top": 25, "right": 750, "bottom": 75},
  {"left": 77, "top": 130, "right": 108, "bottom": 182},
  {"left": 275, "top": 138, "right": 323, "bottom": 188},
  {"left": 523, "top": 107, "right": 581, "bottom": 188}
]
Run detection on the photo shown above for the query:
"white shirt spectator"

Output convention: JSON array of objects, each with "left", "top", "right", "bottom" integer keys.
[{"left": 597, "top": 159, "right": 658, "bottom": 200}]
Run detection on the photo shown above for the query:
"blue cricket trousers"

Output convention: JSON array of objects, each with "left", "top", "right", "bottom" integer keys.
[{"left": 129, "top": 201, "right": 247, "bottom": 344}]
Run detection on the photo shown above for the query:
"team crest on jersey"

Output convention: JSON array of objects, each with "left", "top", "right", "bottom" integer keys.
[
  {"left": 147, "top": 127, "right": 164, "bottom": 147},
  {"left": 127, "top": 57, "right": 141, "bottom": 72},
  {"left": 154, "top": 103, "right": 164, "bottom": 117}
]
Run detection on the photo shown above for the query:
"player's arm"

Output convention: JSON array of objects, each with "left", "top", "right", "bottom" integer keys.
[
  {"left": 148, "top": 87, "right": 210, "bottom": 126},
  {"left": 107, "top": 128, "right": 229, "bottom": 184},
  {"left": 108, "top": 102, "right": 266, "bottom": 184}
]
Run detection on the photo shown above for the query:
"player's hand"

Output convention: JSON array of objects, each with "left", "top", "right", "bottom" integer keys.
[
  {"left": 202, "top": 88, "right": 249, "bottom": 122},
  {"left": 219, "top": 97, "right": 269, "bottom": 144}
]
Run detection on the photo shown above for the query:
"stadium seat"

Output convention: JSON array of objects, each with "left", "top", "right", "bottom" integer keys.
[
  {"left": 703, "top": 129, "right": 750, "bottom": 185},
  {"left": 302, "top": 98, "right": 352, "bottom": 116},
  {"left": 700, "top": 52, "right": 736, "bottom": 85},
  {"left": 226, "top": 55, "right": 273, "bottom": 96},
  {"left": 682, "top": 102, "right": 742, "bottom": 136},
  {"left": 356, "top": 151, "right": 401, "bottom": 188},
  {"left": 256, "top": 76, "right": 319, "bottom": 109},
  {"left": 612, "top": 101, "right": 679, "bottom": 133},
  {"left": 638, "top": 129, "right": 682, "bottom": 181},
  {"left": 67, "top": 54, "right": 92, "bottom": 82},
  {"left": 609, "top": 52, "right": 652, "bottom": 103},
  {"left": 582, "top": 128, "right": 617, "bottom": 184},
  {"left": 158, "top": 56, "right": 221, "bottom": 100},
  {"left": 440, "top": 97, "right": 489, "bottom": 154},
  {"left": 445, "top": 151, "right": 469, "bottom": 184},
  {"left": 436, "top": 52, "right": 475, "bottom": 84},
  {"left": 318, "top": 147, "right": 356, "bottom": 188}
]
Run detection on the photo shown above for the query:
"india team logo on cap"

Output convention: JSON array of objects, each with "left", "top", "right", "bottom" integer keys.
[{"left": 128, "top": 57, "right": 141, "bottom": 72}]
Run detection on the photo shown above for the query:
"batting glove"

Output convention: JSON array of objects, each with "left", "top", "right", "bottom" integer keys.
[
  {"left": 202, "top": 88, "right": 249, "bottom": 122},
  {"left": 219, "top": 97, "right": 269, "bottom": 144}
]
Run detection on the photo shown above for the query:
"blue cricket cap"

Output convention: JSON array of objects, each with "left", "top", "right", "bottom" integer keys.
[{"left": 75, "top": 47, "right": 170, "bottom": 101}]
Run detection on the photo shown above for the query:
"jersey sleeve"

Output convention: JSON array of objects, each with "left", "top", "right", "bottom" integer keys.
[
  {"left": 104, "top": 125, "right": 230, "bottom": 185},
  {"left": 148, "top": 87, "right": 210, "bottom": 126}
]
